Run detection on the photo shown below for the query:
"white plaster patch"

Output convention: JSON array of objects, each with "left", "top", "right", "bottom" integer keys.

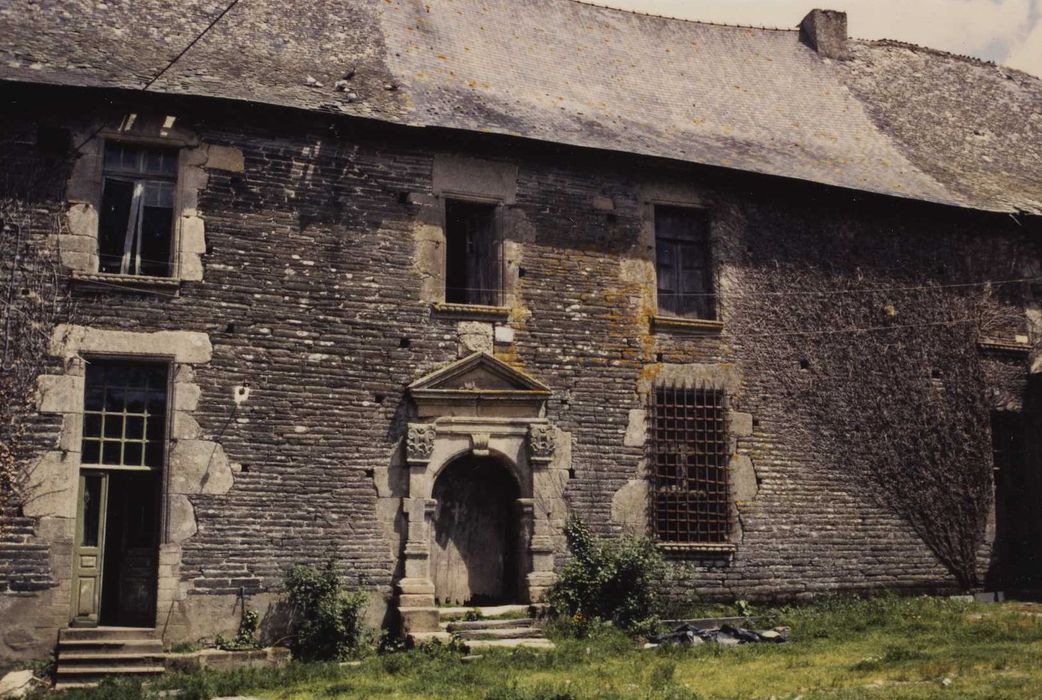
[
  {"left": 168, "top": 440, "right": 233, "bottom": 496},
  {"left": 623, "top": 408, "right": 646, "bottom": 447},
  {"left": 612, "top": 479, "right": 648, "bottom": 536}
]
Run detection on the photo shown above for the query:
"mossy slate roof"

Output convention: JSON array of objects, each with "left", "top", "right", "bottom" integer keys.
[{"left": 2, "top": 0, "right": 1040, "bottom": 214}]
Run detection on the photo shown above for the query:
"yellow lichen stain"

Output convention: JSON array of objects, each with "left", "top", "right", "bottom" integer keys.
[{"left": 640, "top": 363, "right": 663, "bottom": 386}]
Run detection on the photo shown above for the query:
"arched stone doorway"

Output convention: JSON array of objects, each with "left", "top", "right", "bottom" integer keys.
[
  {"left": 430, "top": 455, "right": 521, "bottom": 605},
  {"left": 396, "top": 352, "right": 571, "bottom": 636}
]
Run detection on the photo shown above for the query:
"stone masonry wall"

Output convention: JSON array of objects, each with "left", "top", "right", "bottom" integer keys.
[{"left": 0, "top": 85, "right": 1037, "bottom": 659}]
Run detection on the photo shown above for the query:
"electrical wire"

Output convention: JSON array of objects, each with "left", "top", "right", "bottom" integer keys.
[{"left": 73, "top": 0, "right": 243, "bottom": 153}]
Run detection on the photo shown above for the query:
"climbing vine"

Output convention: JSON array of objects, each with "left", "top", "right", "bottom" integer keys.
[
  {"left": 729, "top": 203, "right": 1035, "bottom": 588},
  {"left": 0, "top": 201, "right": 70, "bottom": 510},
  {"left": 0, "top": 124, "right": 75, "bottom": 513}
]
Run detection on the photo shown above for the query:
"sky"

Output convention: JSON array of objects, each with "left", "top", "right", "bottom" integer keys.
[{"left": 598, "top": 0, "right": 1042, "bottom": 77}]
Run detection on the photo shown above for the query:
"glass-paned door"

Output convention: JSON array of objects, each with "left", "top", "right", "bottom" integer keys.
[{"left": 72, "top": 471, "right": 108, "bottom": 626}]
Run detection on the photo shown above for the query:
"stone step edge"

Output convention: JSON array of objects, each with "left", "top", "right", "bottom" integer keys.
[
  {"left": 462, "top": 638, "right": 556, "bottom": 651},
  {"left": 444, "top": 618, "right": 537, "bottom": 631},
  {"left": 454, "top": 629, "right": 546, "bottom": 641},
  {"left": 55, "top": 665, "right": 166, "bottom": 676}
]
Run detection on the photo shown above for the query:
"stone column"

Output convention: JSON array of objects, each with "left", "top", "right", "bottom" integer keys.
[
  {"left": 398, "top": 424, "right": 438, "bottom": 633},
  {"left": 525, "top": 424, "right": 558, "bottom": 602}
]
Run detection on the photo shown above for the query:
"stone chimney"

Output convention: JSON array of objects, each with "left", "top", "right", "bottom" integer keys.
[{"left": 799, "top": 9, "right": 849, "bottom": 60}]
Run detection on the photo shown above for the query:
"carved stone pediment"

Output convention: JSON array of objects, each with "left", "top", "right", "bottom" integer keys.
[{"left": 408, "top": 352, "right": 551, "bottom": 418}]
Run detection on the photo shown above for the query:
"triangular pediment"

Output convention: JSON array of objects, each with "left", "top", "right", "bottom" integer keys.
[{"left": 409, "top": 352, "right": 551, "bottom": 394}]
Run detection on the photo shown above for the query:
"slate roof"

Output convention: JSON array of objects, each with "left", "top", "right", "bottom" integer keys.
[{"left": 2, "top": 0, "right": 1040, "bottom": 214}]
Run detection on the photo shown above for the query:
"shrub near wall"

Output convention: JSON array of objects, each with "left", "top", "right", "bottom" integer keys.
[
  {"left": 548, "top": 518, "right": 666, "bottom": 636},
  {"left": 284, "top": 561, "right": 370, "bottom": 661}
]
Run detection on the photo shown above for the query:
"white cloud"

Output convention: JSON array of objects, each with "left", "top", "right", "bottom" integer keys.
[{"left": 598, "top": 0, "right": 1041, "bottom": 77}]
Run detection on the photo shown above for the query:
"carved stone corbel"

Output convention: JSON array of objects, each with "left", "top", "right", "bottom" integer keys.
[
  {"left": 406, "top": 423, "right": 436, "bottom": 464},
  {"left": 528, "top": 423, "right": 555, "bottom": 466}
]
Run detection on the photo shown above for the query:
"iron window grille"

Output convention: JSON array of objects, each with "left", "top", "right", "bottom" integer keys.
[
  {"left": 98, "top": 141, "right": 178, "bottom": 277},
  {"left": 81, "top": 360, "right": 170, "bottom": 470},
  {"left": 654, "top": 205, "right": 713, "bottom": 319},
  {"left": 648, "top": 385, "right": 731, "bottom": 543}
]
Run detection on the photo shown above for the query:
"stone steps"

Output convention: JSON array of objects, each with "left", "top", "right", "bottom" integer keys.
[
  {"left": 438, "top": 605, "right": 553, "bottom": 651},
  {"left": 55, "top": 627, "right": 165, "bottom": 689}
]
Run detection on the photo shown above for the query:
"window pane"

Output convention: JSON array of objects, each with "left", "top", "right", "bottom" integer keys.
[
  {"left": 445, "top": 200, "right": 499, "bottom": 305},
  {"left": 103, "top": 415, "right": 123, "bottom": 439},
  {"left": 82, "top": 440, "right": 101, "bottom": 464},
  {"left": 144, "top": 149, "right": 177, "bottom": 177},
  {"left": 83, "top": 413, "right": 102, "bottom": 439},
  {"left": 98, "top": 179, "right": 135, "bottom": 274},
  {"left": 139, "top": 203, "right": 173, "bottom": 276},
  {"left": 123, "top": 442, "right": 144, "bottom": 467},
  {"left": 102, "top": 441, "right": 122, "bottom": 465},
  {"left": 125, "top": 415, "right": 145, "bottom": 440},
  {"left": 81, "top": 475, "right": 103, "bottom": 547},
  {"left": 654, "top": 206, "right": 713, "bottom": 319},
  {"left": 81, "top": 360, "right": 169, "bottom": 469}
]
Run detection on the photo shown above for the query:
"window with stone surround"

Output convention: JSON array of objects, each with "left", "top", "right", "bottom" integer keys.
[
  {"left": 648, "top": 385, "right": 730, "bottom": 543},
  {"left": 444, "top": 199, "right": 502, "bottom": 306},
  {"left": 81, "top": 359, "right": 169, "bottom": 469},
  {"left": 98, "top": 142, "right": 179, "bottom": 277},
  {"left": 654, "top": 205, "right": 713, "bottom": 319}
]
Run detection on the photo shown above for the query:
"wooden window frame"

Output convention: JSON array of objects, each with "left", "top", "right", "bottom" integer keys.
[
  {"left": 80, "top": 357, "right": 172, "bottom": 473},
  {"left": 443, "top": 197, "right": 505, "bottom": 308},
  {"left": 97, "top": 139, "right": 180, "bottom": 279},
  {"left": 653, "top": 204, "right": 715, "bottom": 321}
]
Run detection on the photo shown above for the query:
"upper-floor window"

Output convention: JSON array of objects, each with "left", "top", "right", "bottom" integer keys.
[
  {"left": 654, "top": 206, "right": 713, "bottom": 319},
  {"left": 99, "top": 142, "right": 178, "bottom": 277},
  {"left": 81, "top": 359, "right": 169, "bottom": 469},
  {"left": 648, "top": 385, "right": 730, "bottom": 544},
  {"left": 444, "top": 199, "right": 502, "bottom": 306}
]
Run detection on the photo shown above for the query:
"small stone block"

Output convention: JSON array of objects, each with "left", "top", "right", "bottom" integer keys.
[{"left": 494, "top": 325, "right": 515, "bottom": 345}]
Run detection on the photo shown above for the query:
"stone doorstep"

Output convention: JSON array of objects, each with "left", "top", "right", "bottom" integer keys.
[
  {"left": 443, "top": 617, "right": 536, "bottom": 631},
  {"left": 454, "top": 627, "right": 544, "bottom": 641},
  {"left": 462, "top": 638, "right": 555, "bottom": 651},
  {"left": 436, "top": 603, "right": 542, "bottom": 621}
]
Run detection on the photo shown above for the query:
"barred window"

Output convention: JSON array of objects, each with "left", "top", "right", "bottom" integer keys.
[
  {"left": 648, "top": 386, "right": 730, "bottom": 543},
  {"left": 81, "top": 360, "right": 169, "bottom": 470}
]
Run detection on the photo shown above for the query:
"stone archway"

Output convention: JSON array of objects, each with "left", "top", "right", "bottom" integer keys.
[
  {"left": 430, "top": 454, "right": 521, "bottom": 605},
  {"left": 396, "top": 353, "right": 570, "bottom": 636}
]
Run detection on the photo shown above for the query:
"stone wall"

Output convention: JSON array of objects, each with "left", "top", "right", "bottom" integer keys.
[{"left": 0, "top": 85, "right": 1037, "bottom": 660}]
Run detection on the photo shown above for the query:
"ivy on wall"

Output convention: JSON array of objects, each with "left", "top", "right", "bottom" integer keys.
[{"left": 729, "top": 203, "right": 1036, "bottom": 588}]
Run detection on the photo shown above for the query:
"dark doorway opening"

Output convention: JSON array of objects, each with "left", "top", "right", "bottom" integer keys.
[
  {"left": 430, "top": 455, "right": 521, "bottom": 606},
  {"left": 99, "top": 471, "right": 161, "bottom": 626},
  {"left": 989, "top": 411, "right": 1035, "bottom": 590}
]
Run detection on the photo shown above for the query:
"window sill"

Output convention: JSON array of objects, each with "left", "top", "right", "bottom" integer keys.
[
  {"left": 977, "top": 338, "right": 1031, "bottom": 355},
  {"left": 431, "top": 302, "right": 511, "bottom": 321},
  {"left": 651, "top": 315, "right": 724, "bottom": 335},
  {"left": 656, "top": 542, "right": 736, "bottom": 554},
  {"left": 71, "top": 271, "right": 181, "bottom": 293}
]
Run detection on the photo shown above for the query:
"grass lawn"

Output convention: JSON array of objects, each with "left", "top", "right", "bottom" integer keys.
[{"left": 48, "top": 596, "right": 1042, "bottom": 700}]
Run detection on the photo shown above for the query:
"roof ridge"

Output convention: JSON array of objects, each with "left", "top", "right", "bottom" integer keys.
[
  {"left": 561, "top": 0, "right": 797, "bottom": 32},
  {"left": 857, "top": 37, "right": 1040, "bottom": 82}
]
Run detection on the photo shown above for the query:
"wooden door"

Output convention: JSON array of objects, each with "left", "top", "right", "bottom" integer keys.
[{"left": 72, "top": 471, "right": 108, "bottom": 626}]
